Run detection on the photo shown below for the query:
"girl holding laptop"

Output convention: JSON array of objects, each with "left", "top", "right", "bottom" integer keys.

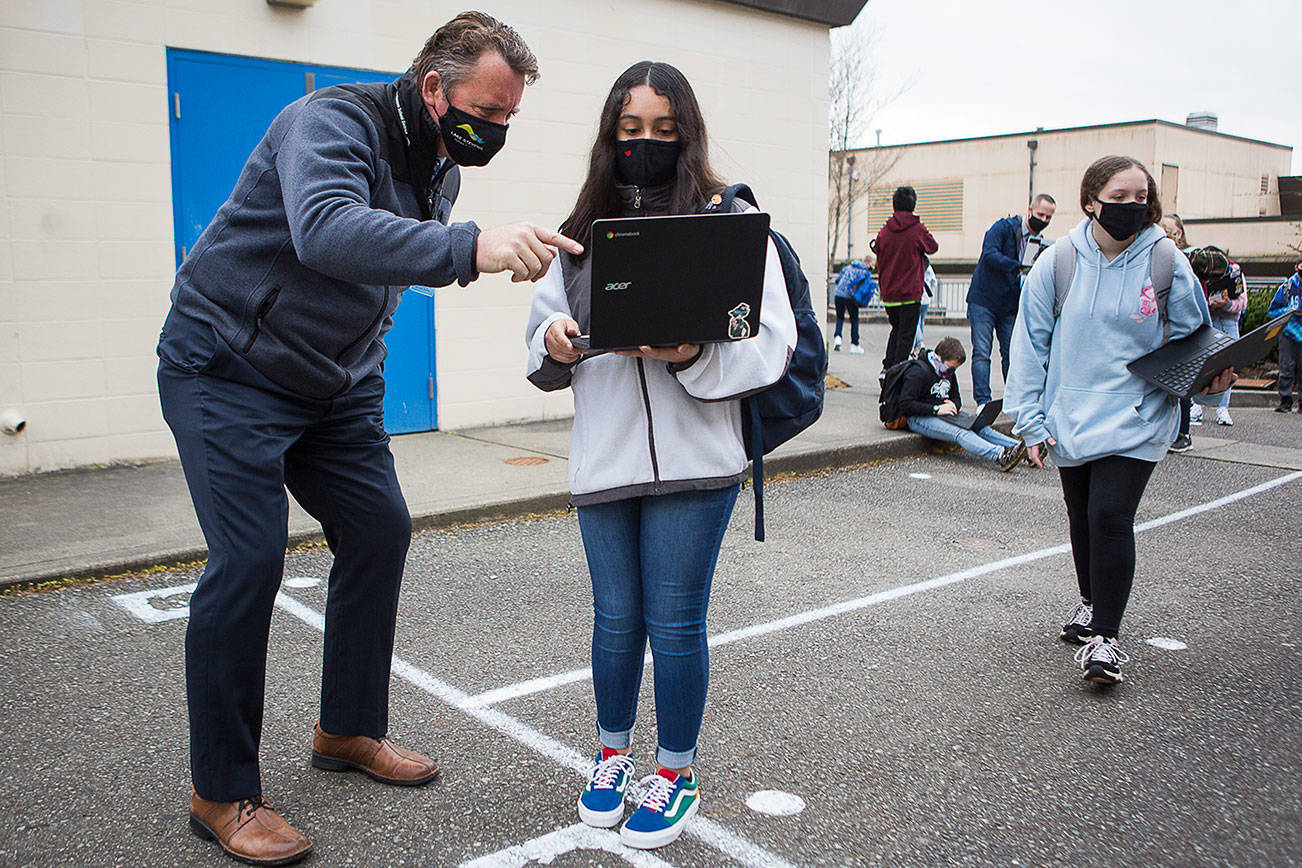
[
  {"left": 1005, "top": 155, "right": 1233, "bottom": 687},
  {"left": 523, "top": 61, "right": 795, "bottom": 849}
]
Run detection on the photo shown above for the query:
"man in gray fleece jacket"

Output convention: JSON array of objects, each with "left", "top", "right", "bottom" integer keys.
[{"left": 157, "top": 13, "right": 582, "bottom": 866}]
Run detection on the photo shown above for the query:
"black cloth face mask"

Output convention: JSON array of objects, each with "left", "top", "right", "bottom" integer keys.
[
  {"left": 435, "top": 103, "right": 508, "bottom": 167},
  {"left": 1091, "top": 199, "right": 1148, "bottom": 241},
  {"left": 614, "top": 138, "right": 680, "bottom": 187},
  {"left": 1027, "top": 214, "right": 1049, "bottom": 234}
]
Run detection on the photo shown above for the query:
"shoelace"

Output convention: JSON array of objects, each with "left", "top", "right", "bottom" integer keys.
[
  {"left": 1066, "top": 602, "right": 1093, "bottom": 627},
  {"left": 632, "top": 773, "right": 677, "bottom": 814},
  {"left": 1074, "top": 637, "right": 1130, "bottom": 667},
  {"left": 235, "top": 796, "right": 270, "bottom": 823},
  {"left": 589, "top": 753, "right": 636, "bottom": 790}
]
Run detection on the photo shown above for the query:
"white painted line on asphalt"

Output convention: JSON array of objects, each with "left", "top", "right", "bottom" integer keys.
[
  {"left": 270, "top": 592, "right": 795, "bottom": 868},
  {"left": 1146, "top": 637, "right": 1188, "bottom": 651},
  {"left": 459, "top": 822, "right": 676, "bottom": 868},
  {"left": 468, "top": 470, "right": 1302, "bottom": 708},
  {"left": 908, "top": 472, "right": 932, "bottom": 479},
  {"left": 111, "top": 582, "right": 196, "bottom": 623},
  {"left": 283, "top": 576, "right": 320, "bottom": 588}
]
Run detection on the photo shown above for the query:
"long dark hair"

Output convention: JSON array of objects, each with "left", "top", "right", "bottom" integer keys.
[{"left": 559, "top": 61, "right": 724, "bottom": 255}]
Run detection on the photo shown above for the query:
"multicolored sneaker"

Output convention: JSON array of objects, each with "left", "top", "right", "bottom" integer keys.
[
  {"left": 1074, "top": 635, "right": 1130, "bottom": 685},
  {"left": 577, "top": 748, "right": 636, "bottom": 828},
  {"left": 619, "top": 769, "right": 699, "bottom": 850},
  {"left": 1060, "top": 599, "right": 1095, "bottom": 645}
]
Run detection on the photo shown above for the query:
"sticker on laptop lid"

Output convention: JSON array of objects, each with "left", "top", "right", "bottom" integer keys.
[{"left": 728, "top": 303, "right": 751, "bottom": 339}]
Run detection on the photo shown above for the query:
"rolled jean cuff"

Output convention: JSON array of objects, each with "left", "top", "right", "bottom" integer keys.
[
  {"left": 597, "top": 722, "right": 634, "bottom": 751},
  {"left": 656, "top": 743, "right": 697, "bottom": 769}
]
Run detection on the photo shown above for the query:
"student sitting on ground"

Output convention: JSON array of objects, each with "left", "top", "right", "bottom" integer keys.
[{"left": 897, "top": 337, "right": 1027, "bottom": 471}]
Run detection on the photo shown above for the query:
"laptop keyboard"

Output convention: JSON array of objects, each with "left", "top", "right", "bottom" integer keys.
[{"left": 1153, "top": 335, "right": 1235, "bottom": 394}]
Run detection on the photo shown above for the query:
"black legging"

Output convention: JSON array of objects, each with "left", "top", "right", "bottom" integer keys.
[
  {"left": 1177, "top": 397, "right": 1191, "bottom": 437},
  {"left": 1057, "top": 456, "right": 1157, "bottom": 638},
  {"left": 883, "top": 301, "right": 922, "bottom": 369}
]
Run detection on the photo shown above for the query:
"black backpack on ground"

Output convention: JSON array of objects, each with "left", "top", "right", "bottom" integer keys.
[
  {"left": 701, "top": 184, "right": 828, "bottom": 541},
  {"left": 879, "top": 354, "right": 928, "bottom": 429}
]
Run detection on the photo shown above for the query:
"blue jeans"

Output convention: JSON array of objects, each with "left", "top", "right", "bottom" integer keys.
[
  {"left": 906, "top": 414, "right": 1020, "bottom": 462},
  {"left": 576, "top": 486, "right": 738, "bottom": 768},
  {"left": 1211, "top": 311, "right": 1240, "bottom": 409},
  {"left": 968, "top": 303, "right": 1016, "bottom": 406}
]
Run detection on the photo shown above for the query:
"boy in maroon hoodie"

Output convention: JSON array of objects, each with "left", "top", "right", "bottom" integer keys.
[{"left": 874, "top": 186, "right": 939, "bottom": 374}]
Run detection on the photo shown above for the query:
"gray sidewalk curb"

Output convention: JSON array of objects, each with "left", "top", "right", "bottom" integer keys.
[{"left": 1, "top": 433, "right": 935, "bottom": 591}]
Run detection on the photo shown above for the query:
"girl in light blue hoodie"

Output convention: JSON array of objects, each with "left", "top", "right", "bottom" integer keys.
[{"left": 1005, "top": 155, "right": 1234, "bottom": 686}]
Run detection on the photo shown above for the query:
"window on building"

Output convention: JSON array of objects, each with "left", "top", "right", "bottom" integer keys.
[
  {"left": 1261, "top": 174, "right": 1270, "bottom": 194},
  {"left": 866, "top": 179, "right": 963, "bottom": 232}
]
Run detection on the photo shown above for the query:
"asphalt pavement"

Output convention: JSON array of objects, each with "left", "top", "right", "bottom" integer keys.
[{"left": 0, "top": 380, "right": 1299, "bottom": 865}]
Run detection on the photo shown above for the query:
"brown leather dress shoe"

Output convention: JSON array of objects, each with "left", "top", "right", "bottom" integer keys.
[
  {"left": 189, "top": 792, "right": 311, "bottom": 866},
  {"left": 311, "top": 723, "right": 440, "bottom": 786}
]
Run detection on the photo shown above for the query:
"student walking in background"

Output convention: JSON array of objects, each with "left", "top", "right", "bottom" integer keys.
[
  {"left": 524, "top": 61, "right": 796, "bottom": 850},
  {"left": 873, "top": 186, "right": 937, "bottom": 377},
  {"left": 1186, "top": 245, "right": 1248, "bottom": 426},
  {"left": 832, "top": 252, "right": 875, "bottom": 354},
  {"left": 966, "top": 195, "right": 1057, "bottom": 405},
  {"left": 1005, "top": 155, "right": 1233, "bottom": 686},
  {"left": 1269, "top": 258, "right": 1302, "bottom": 412}
]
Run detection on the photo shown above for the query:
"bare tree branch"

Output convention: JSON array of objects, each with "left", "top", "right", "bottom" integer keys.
[{"left": 827, "top": 21, "right": 907, "bottom": 272}]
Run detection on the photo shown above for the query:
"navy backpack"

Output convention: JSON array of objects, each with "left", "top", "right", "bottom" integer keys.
[{"left": 702, "top": 184, "right": 828, "bottom": 540}]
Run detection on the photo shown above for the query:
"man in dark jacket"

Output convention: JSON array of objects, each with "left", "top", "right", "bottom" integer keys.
[
  {"left": 157, "top": 13, "right": 583, "bottom": 865},
  {"left": 966, "top": 194, "right": 1056, "bottom": 404},
  {"left": 899, "top": 337, "right": 1026, "bottom": 471},
  {"left": 874, "top": 186, "right": 939, "bottom": 372}
]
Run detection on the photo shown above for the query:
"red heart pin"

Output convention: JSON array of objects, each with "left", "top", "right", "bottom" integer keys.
[{"left": 624, "top": 150, "right": 632, "bottom": 156}]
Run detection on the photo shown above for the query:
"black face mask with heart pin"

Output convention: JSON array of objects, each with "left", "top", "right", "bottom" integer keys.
[{"left": 614, "top": 138, "right": 680, "bottom": 187}]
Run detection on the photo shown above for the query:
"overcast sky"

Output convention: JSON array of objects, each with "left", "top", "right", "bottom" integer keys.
[{"left": 843, "top": 0, "right": 1299, "bottom": 173}]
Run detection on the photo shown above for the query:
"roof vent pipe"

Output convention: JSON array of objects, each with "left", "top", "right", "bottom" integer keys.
[{"left": 1186, "top": 112, "right": 1218, "bottom": 131}]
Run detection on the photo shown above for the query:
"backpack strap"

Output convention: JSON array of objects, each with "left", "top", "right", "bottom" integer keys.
[
  {"left": 702, "top": 183, "right": 759, "bottom": 214},
  {"left": 1149, "top": 236, "right": 1176, "bottom": 343},
  {"left": 1051, "top": 238, "right": 1076, "bottom": 318},
  {"left": 749, "top": 401, "right": 765, "bottom": 542}
]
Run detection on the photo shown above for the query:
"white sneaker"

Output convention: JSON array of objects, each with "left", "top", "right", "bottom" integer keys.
[
  {"left": 1216, "top": 407, "right": 1233, "bottom": 426},
  {"left": 1189, "top": 404, "right": 1203, "bottom": 425},
  {"left": 832, "top": 335, "right": 842, "bottom": 351},
  {"left": 1074, "top": 636, "right": 1130, "bottom": 685},
  {"left": 849, "top": 344, "right": 865, "bottom": 354}
]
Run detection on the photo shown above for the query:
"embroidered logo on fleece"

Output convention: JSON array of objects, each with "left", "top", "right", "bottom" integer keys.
[{"left": 1132, "top": 282, "right": 1157, "bottom": 322}]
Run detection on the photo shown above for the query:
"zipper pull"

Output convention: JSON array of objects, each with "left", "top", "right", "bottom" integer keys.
[{"left": 634, "top": 188, "right": 641, "bottom": 209}]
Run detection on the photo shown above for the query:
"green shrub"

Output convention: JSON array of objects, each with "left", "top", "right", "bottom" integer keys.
[{"left": 1242, "top": 287, "right": 1279, "bottom": 366}]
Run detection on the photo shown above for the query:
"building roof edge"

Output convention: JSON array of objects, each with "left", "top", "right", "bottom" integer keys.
[{"left": 842, "top": 119, "right": 1292, "bottom": 154}]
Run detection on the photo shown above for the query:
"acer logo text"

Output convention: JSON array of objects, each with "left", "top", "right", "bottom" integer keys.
[{"left": 604, "top": 282, "right": 632, "bottom": 291}]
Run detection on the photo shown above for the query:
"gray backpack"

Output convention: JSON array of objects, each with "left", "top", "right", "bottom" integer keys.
[{"left": 1051, "top": 235, "right": 1179, "bottom": 341}]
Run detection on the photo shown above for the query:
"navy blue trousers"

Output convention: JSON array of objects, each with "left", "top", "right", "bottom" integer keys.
[{"left": 157, "top": 313, "right": 411, "bottom": 802}]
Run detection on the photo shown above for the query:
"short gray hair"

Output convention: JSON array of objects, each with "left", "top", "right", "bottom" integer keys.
[{"left": 411, "top": 11, "right": 539, "bottom": 97}]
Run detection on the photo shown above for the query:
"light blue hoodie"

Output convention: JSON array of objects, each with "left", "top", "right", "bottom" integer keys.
[{"left": 1005, "top": 218, "right": 1214, "bottom": 467}]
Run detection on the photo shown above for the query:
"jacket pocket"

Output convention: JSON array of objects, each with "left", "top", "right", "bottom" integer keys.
[
  {"left": 239, "top": 285, "right": 281, "bottom": 353},
  {"left": 1046, "top": 387, "right": 1154, "bottom": 459}
]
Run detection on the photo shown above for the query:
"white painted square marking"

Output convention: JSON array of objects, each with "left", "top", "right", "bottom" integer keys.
[
  {"left": 111, "top": 582, "right": 197, "bottom": 623},
  {"left": 460, "top": 823, "right": 676, "bottom": 867}
]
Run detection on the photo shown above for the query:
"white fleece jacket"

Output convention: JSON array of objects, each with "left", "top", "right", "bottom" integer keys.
[{"left": 525, "top": 224, "right": 796, "bottom": 505}]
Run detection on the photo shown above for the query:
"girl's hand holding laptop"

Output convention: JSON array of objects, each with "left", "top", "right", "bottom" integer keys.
[
  {"left": 616, "top": 344, "right": 700, "bottom": 364},
  {"left": 545, "top": 318, "right": 584, "bottom": 364}
]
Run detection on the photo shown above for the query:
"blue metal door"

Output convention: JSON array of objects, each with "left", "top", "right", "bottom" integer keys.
[{"left": 166, "top": 49, "right": 438, "bottom": 434}]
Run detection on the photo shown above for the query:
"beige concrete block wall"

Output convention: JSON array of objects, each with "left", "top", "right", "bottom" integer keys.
[
  {"left": 837, "top": 123, "right": 1292, "bottom": 268},
  {"left": 0, "top": 0, "right": 830, "bottom": 475}
]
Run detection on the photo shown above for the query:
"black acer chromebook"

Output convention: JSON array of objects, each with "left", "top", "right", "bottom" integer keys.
[
  {"left": 938, "top": 398, "right": 1003, "bottom": 432},
  {"left": 1127, "top": 310, "right": 1296, "bottom": 398},
  {"left": 575, "top": 212, "right": 770, "bottom": 352}
]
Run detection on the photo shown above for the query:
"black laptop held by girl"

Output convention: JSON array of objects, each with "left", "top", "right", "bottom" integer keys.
[
  {"left": 1127, "top": 310, "right": 1296, "bottom": 398},
  {"left": 584, "top": 212, "right": 770, "bottom": 351}
]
